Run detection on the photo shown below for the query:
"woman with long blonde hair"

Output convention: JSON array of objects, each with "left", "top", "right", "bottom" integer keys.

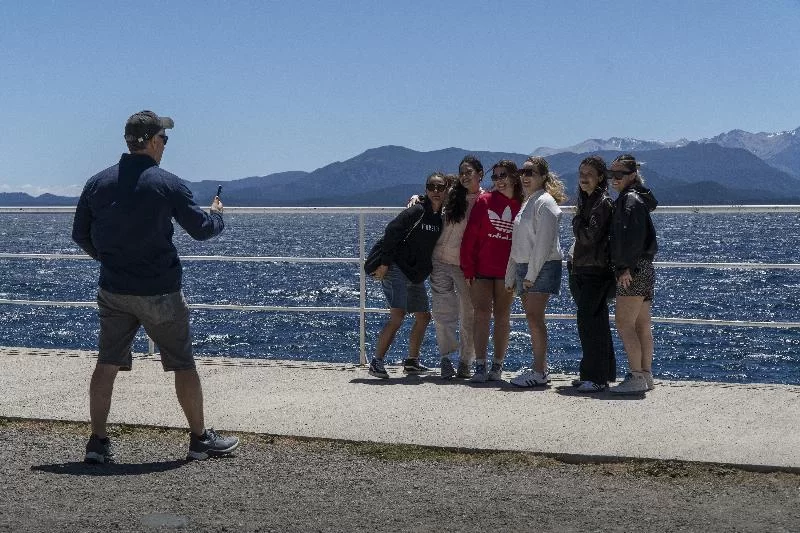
[{"left": 505, "top": 156, "right": 566, "bottom": 387}]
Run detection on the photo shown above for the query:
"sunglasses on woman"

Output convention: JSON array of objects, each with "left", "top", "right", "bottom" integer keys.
[
  {"left": 608, "top": 169, "right": 635, "bottom": 180},
  {"left": 426, "top": 183, "right": 447, "bottom": 192}
]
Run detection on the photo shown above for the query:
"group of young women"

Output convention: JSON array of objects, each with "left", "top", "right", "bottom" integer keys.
[{"left": 366, "top": 153, "right": 658, "bottom": 395}]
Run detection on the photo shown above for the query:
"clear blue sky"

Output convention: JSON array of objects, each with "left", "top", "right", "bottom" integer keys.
[{"left": 1, "top": 0, "right": 799, "bottom": 195}]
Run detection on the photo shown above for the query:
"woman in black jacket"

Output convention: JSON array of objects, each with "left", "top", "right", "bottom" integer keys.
[
  {"left": 569, "top": 155, "right": 616, "bottom": 392},
  {"left": 608, "top": 154, "right": 658, "bottom": 395},
  {"left": 367, "top": 172, "right": 446, "bottom": 379}
]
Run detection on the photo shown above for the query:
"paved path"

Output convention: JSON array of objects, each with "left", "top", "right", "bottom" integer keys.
[{"left": 2, "top": 347, "right": 798, "bottom": 470}]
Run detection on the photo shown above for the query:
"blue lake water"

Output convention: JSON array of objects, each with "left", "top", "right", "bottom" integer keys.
[{"left": 1, "top": 212, "right": 798, "bottom": 385}]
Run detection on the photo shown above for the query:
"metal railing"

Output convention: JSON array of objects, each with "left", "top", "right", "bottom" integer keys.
[{"left": 1, "top": 205, "right": 799, "bottom": 365}]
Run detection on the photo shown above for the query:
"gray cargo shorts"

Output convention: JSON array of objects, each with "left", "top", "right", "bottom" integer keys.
[{"left": 97, "top": 288, "right": 195, "bottom": 371}]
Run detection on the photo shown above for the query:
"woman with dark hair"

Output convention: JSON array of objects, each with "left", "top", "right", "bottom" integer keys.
[
  {"left": 430, "top": 155, "right": 484, "bottom": 378},
  {"left": 569, "top": 155, "right": 617, "bottom": 392},
  {"left": 608, "top": 154, "right": 658, "bottom": 394},
  {"left": 367, "top": 173, "right": 446, "bottom": 379},
  {"left": 460, "top": 160, "right": 523, "bottom": 382},
  {"left": 505, "top": 156, "right": 566, "bottom": 387}
]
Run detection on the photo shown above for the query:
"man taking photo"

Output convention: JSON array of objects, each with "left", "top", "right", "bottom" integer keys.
[{"left": 72, "top": 110, "right": 239, "bottom": 463}]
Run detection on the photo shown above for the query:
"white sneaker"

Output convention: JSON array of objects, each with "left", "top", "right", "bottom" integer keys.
[
  {"left": 510, "top": 370, "right": 550, "bottom": 388},
  {"left": 610, "top": 372, "right": 648, "bottom": 395},
  {"left": 576, "top": 381, "right": 607, "bottom": 393}
]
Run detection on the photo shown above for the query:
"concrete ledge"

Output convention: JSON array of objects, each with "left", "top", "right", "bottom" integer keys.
[{"left": 2, "top": 347, "right": 798, "bottom": 470}]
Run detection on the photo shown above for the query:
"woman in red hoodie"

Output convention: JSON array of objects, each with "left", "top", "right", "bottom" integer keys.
[{"left": 460, "top": 160, "right": 524, "bottom": 382}]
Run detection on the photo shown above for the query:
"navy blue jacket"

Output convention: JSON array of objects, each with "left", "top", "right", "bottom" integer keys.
[{"left": 71, "top": 153, "right": 224, "bottom": 296}]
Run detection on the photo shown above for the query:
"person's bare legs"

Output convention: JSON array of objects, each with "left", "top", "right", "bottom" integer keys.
[
  {"left": 408, "top": 311, "right": 431, "bottom": 359},
  {"left": 615, "top": 295, "right": 645, "bottom": 371},
  {"left": 89, "top": 363, "right": 120, "bottom": 438},
  {"left": 375, "top": 308, "right": 406, "bottom": 359},
  {"left": 491, "top": 279, "right": 514, "bottom": 365},
  {"left": 635, "top": 300, "right": 654, "bottom": 372},
  {"left": 470, "top": 280, "right": 494, "bottom": 363},
  {"left": 175, "top": 368, "right": 205, "bottom": 436},
  {"left": 522, "top": 292, "right": 551, "bottom": 373}
]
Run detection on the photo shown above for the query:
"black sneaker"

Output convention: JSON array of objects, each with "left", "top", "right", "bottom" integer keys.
[
  {"left": 403, "top": 358, "right": 430, "bottom": 374},
  {"left": 187, "top": 428, "right": 240, "bottom": 460},
  {"left": 84, "top": 434, "right": 116, "bottom": 464},
  {"left": 440, "top": 357, "right": 456, "bottom": 379},
  {"left": 368, "top": 357, "right": 389, "bottom": 379}
]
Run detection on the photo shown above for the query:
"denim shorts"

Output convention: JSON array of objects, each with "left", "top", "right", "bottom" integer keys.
[
  {"left": 381, "top": 264, "right": 429, "bottom": 312},
  {"left": 516, "top": 260, "right": 563, "bottom": 296},
  {"left": 97, "top": 289, "right": 195, "bottom": 372}
]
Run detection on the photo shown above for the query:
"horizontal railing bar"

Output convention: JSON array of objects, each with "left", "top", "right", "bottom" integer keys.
[
  {"left": 192, "top": 304, "right": 378, "bottom": 313},
  {"left": 654, "top": 261, "right": 800, "bottom": 270},
  {"left": 648, "top": 317, "right": 800, "bottom": 329},
  {"left": 2, "top": 205, "right": 800, "bottom": 215},
  {"left": 2, "top": 298, "right": 798, "bottom": 329},
  {"left": 0, "top": 299, "right": 98, "bottom": 308},
  {"left": 0, "top": 253, "right": 94, "bottom": 261},
  {"left": 512, "top": 314, "right": 800, "bottom": 328},
  {"left": 652, "top": 205, "right": 800, "bottom": 214},
  {"left": 2, "top": 253, "right": 800, "bottom": 270},
  {"left": 0, "top": 253, "right": 359, "bottom": 263},
  {"left": 185, "top": 256, "right": 355, "bottom": 263},
  {"left": 0, "top": 298, "right": 386, "bottom": 314}
]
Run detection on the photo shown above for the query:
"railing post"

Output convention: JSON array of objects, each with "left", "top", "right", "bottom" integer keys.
[
  {"left": 358, "top": 213, "right": 367, "bottom": 366},
  {"left": 148, "top": 336, "right": 155, "bottom": 355}
]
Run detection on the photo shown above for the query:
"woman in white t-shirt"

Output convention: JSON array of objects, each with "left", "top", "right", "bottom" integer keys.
[{"left": 505, "top": 156, "right": 567, "bottom": 387}]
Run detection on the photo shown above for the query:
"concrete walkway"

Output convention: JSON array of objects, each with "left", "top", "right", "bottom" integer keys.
[{"left": 2, "top": 347, "right": 798, "bottom": 470}]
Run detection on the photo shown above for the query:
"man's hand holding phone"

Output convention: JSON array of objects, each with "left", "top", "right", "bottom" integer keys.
[{"left": 211, "top": 185, "right": 223, "bottom": 213}]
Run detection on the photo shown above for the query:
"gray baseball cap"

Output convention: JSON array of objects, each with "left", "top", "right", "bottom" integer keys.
[{"left": 124, "top": 110, "right": 174, "bottom": 143}]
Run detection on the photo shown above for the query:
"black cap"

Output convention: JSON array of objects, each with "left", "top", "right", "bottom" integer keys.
[{"left": 124, "top": 110, "right": 174, "bottom": 143}]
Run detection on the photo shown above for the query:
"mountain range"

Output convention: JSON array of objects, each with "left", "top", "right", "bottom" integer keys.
[
  {"left": 3, "top": 126, "right": 799, "bottom": 206},
  {"left": 534, "top": 127, "right": 800, "bottom": 179}
]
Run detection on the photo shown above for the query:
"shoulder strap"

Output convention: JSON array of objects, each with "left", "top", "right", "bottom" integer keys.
[{"left": 402, "top": 210, "right": 425, "bottom": 243}]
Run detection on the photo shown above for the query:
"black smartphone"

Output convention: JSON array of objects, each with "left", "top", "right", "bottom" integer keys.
[{"left": 216, "top": 185, "right": 222, "bottom": 199}]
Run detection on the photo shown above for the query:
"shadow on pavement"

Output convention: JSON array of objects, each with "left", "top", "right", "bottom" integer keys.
[
  {"left": 496, "top": 383, "right": 549, "bottom": 392},
  {"left": 554, "top": 384, "right": 646, "bottom": 400},
  {"left": 350, "top": 375, "right": 437, "bottom": 386},
  {"left": 31, "top": 459, "right": 187, "bottom": 476},
  {"left": 350, "top": 376, "right": 518, "bottom": 388}
]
